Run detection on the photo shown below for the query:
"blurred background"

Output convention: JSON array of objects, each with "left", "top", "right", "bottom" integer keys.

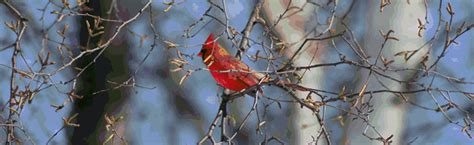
[{"left": 0, "top": 0, "right": 472, "bottom": 144}]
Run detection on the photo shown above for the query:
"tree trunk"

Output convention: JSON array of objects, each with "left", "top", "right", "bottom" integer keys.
[
  {"left": 68, "top": 0, "right": 130, "bottom": 144},
  {"left": 344, "top": 1, "right": 427, "bottom": 144},
  {"left": 262, "top": 1, "right": 325, "bottom": 144}
]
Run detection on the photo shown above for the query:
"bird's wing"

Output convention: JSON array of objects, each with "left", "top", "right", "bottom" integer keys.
[
  {"left": 212, "top": 45, "right": 268, "bottom": 87},
  {"left": 225, "top": 57, "right": 269, "bottom": 87}
]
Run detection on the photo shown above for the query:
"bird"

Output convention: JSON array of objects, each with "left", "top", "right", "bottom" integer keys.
[{"left": 198, "top": 33, "right": 269, "bottom": 92}]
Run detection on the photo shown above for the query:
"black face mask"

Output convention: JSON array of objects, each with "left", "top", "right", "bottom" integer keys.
[{"left": 199, "top": 49, "right": 207, "bottom": 59}]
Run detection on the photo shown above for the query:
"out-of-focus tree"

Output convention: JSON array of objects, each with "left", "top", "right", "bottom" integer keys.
[
  {"left": 262, "top": 0, "right": 328, "bottom": 144},
  {"left": 344, "top": 1, "right": 427, "bottom": 144},
  {"left": 67, "top": 0, "right": 133, "bottom": 144}
]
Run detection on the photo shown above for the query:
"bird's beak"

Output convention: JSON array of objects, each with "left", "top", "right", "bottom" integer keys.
[{"left": 197, "top": 52, "right": 202, "bottom": 57}]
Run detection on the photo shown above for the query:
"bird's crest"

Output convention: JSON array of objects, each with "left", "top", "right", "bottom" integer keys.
[
  {"left": 203, "top": 33, "right": 216, "bottom": 50},
  {"left": 199, "top": 33, "right": 217, "bottom": 57}
]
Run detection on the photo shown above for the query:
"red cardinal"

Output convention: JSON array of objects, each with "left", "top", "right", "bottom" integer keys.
[{"left": 198, "top": 33, "right": 268, "bottom": 92}]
